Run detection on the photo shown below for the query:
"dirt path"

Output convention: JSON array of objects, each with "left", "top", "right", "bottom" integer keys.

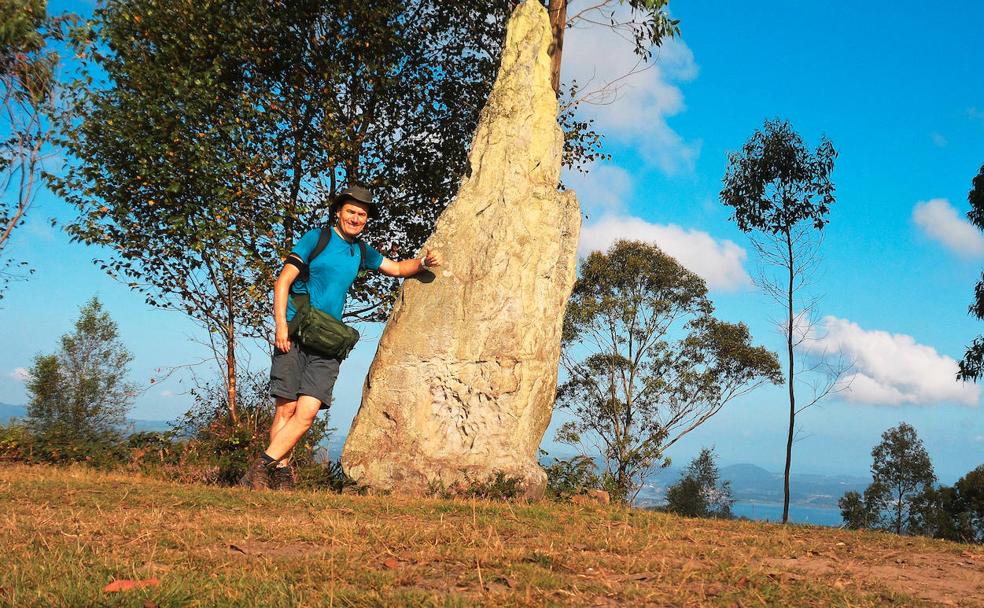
[{"left": 765, "top": 547, "right": 984, "bottom": 606}]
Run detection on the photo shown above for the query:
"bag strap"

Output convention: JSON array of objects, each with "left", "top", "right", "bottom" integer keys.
[
  {"left": 296, "top": 226, "right": 367, "bottom": 288},
  {"left": 311, "top": 227, "right": 366, "bottom": 269},
  {"left": 307, "top": 227, "right": 334, "bottom": 269}
]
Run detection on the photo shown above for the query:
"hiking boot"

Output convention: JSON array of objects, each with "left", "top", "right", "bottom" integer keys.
[
  {"left": 271, "top": 464, "right": 296, "bottom": 490},
  {"left": 239, "top": 455, "right": 276, "bottom": 490}
]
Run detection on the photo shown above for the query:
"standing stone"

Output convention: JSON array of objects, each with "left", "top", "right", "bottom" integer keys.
[{"left": 341, "top": 1, "right": 580, "bottom": 498}]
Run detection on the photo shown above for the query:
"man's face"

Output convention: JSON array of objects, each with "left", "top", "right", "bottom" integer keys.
[{"left": 337, "top": 201, "right": 370, "bottom": 238}]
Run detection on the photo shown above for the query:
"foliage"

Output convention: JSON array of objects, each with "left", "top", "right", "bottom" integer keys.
[
  {"left": 838, "top": 483, "right": 887, "bottom": 531},
  {"left": 557, "top": 240, "right": 782, "bottom": 504},
  {"left": 907, "top": 484, "right": 972, "bottom": 542},
  {"left": 24, "top": 297, "right": 135, "bottom": 465},
  {"left": 720, "top": 118, "right": 838, "bottom": 524},
  {"left": 543, "top": 454, "right": 601, "bottom": 500},
  {"left": 907, "top": 465, "right": 984, "bottom": 544},
  {"left": 841, "top": 423, "right": 937, "bottom": 536},
  {"left": 955, "top": 465, "right": 984, "bottom": 542},
  {"left": 550, "top": 0, "right": 679, "bottom": 159},
  {"left": 869, "top": 422, "right": 936, "bottom": 535},
  {"left": 0, "top": 420, "right": 33, "bottom": 462},
  {"left": 428, "top": 471, "right": 526, "bottom": 501},
  {"left": 959, "top": 164, "right": 984, "bottom": 380},
  {"left": 125, "top": 429, "right": 183, "bottom": 471},
  {"left": 721, "top": 118, "right": 837, "bottom": 234},
  {"left": 51, "top": 0, "right": 522, "bottom": 417},
  {"left": 174, "top": 370, "right": 331, "bottom": 486},
  {"left": 0, "top": 0, "right": 71, "bottom": 297},
  {"left": 664, "top": 447, "right": 733, "bottom": 519}
]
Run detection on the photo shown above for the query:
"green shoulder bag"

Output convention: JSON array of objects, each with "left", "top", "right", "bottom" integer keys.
[{"left": 288, "top": 293, "right": 360, "bottom": 360}]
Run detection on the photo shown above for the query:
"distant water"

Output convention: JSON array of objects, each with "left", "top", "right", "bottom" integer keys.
[{"left": 732, "top": 502, "right": 843, "bottom": 527}]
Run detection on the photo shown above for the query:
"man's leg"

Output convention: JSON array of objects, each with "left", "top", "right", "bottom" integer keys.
[
  {"left": 264, "top": 394, "right": 322, "bottom": 461},
  {"left": 270, "top": 397, "right": 298, "bottom": 443}
]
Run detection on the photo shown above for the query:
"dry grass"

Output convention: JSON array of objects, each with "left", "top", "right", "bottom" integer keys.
[{"left": 0, "top": 464, "right": 981, "bottom": 607}]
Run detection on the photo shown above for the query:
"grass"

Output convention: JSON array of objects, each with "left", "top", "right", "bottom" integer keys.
[{"left": 0, "top": 464, "right": 980, "bottom": 607}]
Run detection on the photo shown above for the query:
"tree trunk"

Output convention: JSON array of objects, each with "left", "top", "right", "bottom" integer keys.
[
  {"left": 895, "top": 492, "right": 904, "bottom": 535},
  {"left": 782, "top": 229, "right": 795, "bottom": 524},
  {"left": 548, "top": 0, "right": 567, "bottom": 95},
  {"left": 226, "top": 282, "right": 239, "bottom": 425}
]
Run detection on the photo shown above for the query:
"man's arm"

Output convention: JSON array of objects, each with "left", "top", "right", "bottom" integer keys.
[
  {"left": 273, "top": 263, "right": 301, "bottom": 352},
  {"left": 378, "top": 248, "right": 442, "bottom": 278}
]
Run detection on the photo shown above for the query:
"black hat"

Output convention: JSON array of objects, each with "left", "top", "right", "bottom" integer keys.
[{"left": 330, "top": 185, "right": 379, "bottom": 219}]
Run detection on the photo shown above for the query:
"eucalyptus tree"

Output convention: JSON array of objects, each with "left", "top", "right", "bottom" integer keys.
[
  {"left": 557, "top": 240, "right": 782, "bottom": 503},
  {"left": 870, "top": 422, "right": 936, "bottom": 535},
  {"left": 959, "top": 164, "right": 984, "bottom": 380},
  {"left": 720, "top": 118, "right": 841, "bottom": 523},
  {"left": 546, "top": 0, "right": 680, "bottom": 95}
]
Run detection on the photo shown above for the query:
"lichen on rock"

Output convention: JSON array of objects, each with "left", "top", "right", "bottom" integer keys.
[{"left": 341, "top": 1, "right": 581, "bottom": 499}]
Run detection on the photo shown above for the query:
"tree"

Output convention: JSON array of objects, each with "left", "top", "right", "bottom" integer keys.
[
  {"left": 1, "top": 0, "right": 70, "bottom": 298},
  {"left": 664, "top": 447, "right": 733, "bottom": 518},
  {"left": 868, "top": 422, "right": 936, "bottom": 535},
  {"left": 907, "top": 484, "right": 972, "bottom": 542},
  {"left": 908, "top": 465, "right": 984, "bottom": 543},
  {"left": 955, "top": 465, "right": 984, "bottom": 543},
  {"left": 958, "top": 164, "right": 984, "bottom": 380},
  {"left": 557, "top": 240, "right": 782, "bottom": 503},
  {"left": 546, "top": 0, "right": 679, "bottom": 95},
  {"left": 547, "top": 0, "right": 680, "bottom": 175},
  {"left": 53, "top": 0, "right": 515, "bottom": 420},
  {"left": 720, "top": 118, "right": 841, "bottom": 523},
  {"left": 838, "top": 483, "right": 887, "bottom": 530},
  {"left": 25, "top": 297, "right": 136, "bottom": 462}
]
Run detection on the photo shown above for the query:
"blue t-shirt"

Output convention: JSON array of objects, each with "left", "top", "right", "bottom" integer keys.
[{"left": 288, "top": 228, "right": 384, "bottom": 321}]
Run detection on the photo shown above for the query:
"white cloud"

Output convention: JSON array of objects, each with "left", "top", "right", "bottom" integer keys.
[
  {"left": 912, "top": 198, "right": 984, "bottom": 258},
  {"left": 801, "top": 316, "right": 980, "bottom": 407},
  {"left": 561, "top": 9, "right": 700, "bottom": 175},
  {"left": 930, "top": 132, "right": 947, "bottom": 148},
  {"left": 160, "top": 390, "right": 175, "bottom": 399},
  {"left": 563, "top": 163, "right": 633, "bottom": 216},
  {"left": 7, "top": 367, "right": 30, "bottom": 382},
  {"left": 579, "top": 215, "right": 752, "bottom": 292}
]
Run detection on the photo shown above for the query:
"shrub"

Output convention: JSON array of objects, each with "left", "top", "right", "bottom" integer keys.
[
  {"left": 543, "top": 454, "right": 601, "bottom": 500},
  {"left": 173, "top": 370, "right": 333, "bottom": 486}
]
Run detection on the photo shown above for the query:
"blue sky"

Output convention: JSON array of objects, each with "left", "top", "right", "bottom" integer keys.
[{"left": 1, "top": 0, "right": 982, "bottom": 482}]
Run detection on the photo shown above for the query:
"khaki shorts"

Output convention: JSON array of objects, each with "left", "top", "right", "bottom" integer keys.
[{"left": 269, "top": 342, "right": 340, "bottom": 410}]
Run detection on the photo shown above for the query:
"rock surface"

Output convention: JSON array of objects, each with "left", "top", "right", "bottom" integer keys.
[{"left": 341, "top": 1, "right": 581, "bottom": 498}]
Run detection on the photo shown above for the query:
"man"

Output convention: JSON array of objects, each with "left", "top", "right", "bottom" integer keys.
[{"left": 240, "top": 185, "right": 441, "bottom": 489}]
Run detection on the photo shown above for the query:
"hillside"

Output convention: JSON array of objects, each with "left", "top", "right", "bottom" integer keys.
[
  {"left": 0, "top": 465, "right": 980, "bottom": 607},
  {"left": 0, "top": 403, "right": 172, "bottom": 433}
]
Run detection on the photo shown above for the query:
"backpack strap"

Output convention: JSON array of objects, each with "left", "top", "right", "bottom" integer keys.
[
  {"left": 293, "top": 226, "right": 368, "bottom": 287},
  {"left": 290, "top": 228, "right": 332, "bottom": 295},
  {"left": 306, "top": 227, "right": 333, "bottom": 270}
]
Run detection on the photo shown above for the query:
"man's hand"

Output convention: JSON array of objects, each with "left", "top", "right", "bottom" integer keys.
[
  {"left": 422, "top": 248, "right": 442, "bottom": 269},
  {"left": 275, "top": 321, "right": 291, "bottom": 353}
]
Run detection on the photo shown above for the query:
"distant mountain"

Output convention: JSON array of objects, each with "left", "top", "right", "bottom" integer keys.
[
  {"left": 637, "top": 462, "right": 869, "bottom": 510},
  {"left": 722, "top": 463, "right": 779, "bottom": 489},
  {"left": 0, "top": 403, "right": 26, "bottom": 424},
  {"left": 0, "top": 402, "right": 173, "bottom": 434}
]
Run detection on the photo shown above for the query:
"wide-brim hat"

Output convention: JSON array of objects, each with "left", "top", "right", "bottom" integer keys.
[{"left": 330, "top": 185, "right": 379, "bottom": 219}]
